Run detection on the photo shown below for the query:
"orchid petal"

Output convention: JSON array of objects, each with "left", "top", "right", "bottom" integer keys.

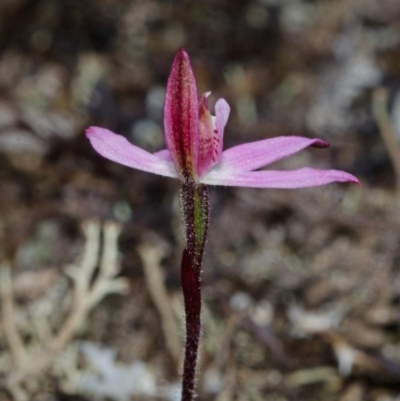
[
  {"left": 217, "top": 136, "right": 330, "bottom": 173},
  {"left": 201, "top": 167, "right": 360, "bottom": 188},
  {"left": 154, "top": 149, "right": 172, "bottom": 161},
  {"left": 164, "top": 48, "right": 199, "bottom": 178},
  {"left": 214, "top": 98, "right": 230, "bottom": 160},
  {"left": 86, "top": 127, "right": 178, "bottom": 178}
]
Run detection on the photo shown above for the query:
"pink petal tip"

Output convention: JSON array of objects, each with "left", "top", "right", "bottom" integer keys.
[{"left": 310, "top": 139, "right": 330, "bottom": 148}]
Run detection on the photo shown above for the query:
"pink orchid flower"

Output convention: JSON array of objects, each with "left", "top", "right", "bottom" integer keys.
[
  {"left": 86, "top": 49, "right": 360, "bottom": 401},
  {"left": 86, "top": 49, "right": 359, "bottom": 188}
]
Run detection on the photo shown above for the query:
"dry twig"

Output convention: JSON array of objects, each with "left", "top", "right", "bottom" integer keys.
[
  {"left": 0, "top": 263, "right": 27, "bottom": 367},
  {"left": 137, "top": 235, "right": 181, "bottom": 369},
  {"left": 2, "top": 219, "right": 129, "bottom": 401},
  {"left": 372, "top": 87, "right": 400, "bottom": 196}
]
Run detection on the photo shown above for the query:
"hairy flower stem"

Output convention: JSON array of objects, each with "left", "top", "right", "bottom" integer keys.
[{"left": 180, "top": 181, "right": 209, "bottom": 401}]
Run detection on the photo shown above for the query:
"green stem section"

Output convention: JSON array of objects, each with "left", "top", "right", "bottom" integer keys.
[{"left": 179, "top": 181, "right": 209, "bottom": 401}]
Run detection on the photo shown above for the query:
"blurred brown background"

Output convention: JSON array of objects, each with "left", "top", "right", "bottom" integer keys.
[{"left": 1, "top": 0, "right": 400, "bottom": 400}]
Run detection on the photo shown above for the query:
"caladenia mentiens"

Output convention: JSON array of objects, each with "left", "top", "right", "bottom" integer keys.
[{"left": 86, "top": 49, "right": 360, "bottom": 401}]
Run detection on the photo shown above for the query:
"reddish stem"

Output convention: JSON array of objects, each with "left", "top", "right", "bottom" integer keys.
[
  {"left": 181, "top": 248, "right": 201, "bottom": 401},
  {"left": 179, "top": 182, "right": 209, "bottom": 401}
]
